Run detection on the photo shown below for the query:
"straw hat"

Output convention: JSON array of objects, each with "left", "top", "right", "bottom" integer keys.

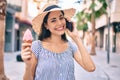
[{"left": 32, "top": 3, "right": 76, "bottom": 35}]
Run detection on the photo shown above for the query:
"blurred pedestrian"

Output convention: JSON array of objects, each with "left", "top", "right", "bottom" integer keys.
[{"left": 21, "top": 3, "right": 95, "bottom": 80}]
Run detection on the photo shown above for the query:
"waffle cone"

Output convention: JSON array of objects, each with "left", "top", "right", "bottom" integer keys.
[
  {"left": 23, "top": 40, "right": 32, "bottom": 48},
  {"left": 23, "top": 40, "right": 32, "bottom": 43}
]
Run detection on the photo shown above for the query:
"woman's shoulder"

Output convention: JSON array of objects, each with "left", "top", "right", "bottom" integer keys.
[
  {"left": 68, "top": 40, "right": 74, "bottom": 46},
  {"left": 31, "top": 40, "right": 42, "bottom": 48},
  {"left": 32, "top": 40, "right": 40, "bottom": 43},
  {"left": 68, "top": 40, "right": 78, "bottom": 53},
  {"left": 31, "top": 40, "right": 42, "bottom": 58},
  {"left": 32, "top": 40, "right": 41, "bottom": 45}
]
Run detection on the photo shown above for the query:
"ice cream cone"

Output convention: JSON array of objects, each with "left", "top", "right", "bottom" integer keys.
[
  {"left": 23, "top": 40, "right": 32, "bottom": 43},
  {"left": 22, "top": 29, "right": 33, "bottom": 48},
  {"left": 23, "top": 29, "right": 33, "bottom": 42}
]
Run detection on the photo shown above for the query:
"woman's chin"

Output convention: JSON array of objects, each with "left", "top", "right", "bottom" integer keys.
[{"left": 56, "top": 31, "right": 65, "bottom": 36}]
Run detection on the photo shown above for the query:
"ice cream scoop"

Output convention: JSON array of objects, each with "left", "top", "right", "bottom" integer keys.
[{"left": 23, "top": 29, "right": 33, "bottom": 42}]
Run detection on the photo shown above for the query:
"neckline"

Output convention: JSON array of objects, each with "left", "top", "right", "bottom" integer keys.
[{"left": 38, "top": 40, "right": 70, "bottom": 54}]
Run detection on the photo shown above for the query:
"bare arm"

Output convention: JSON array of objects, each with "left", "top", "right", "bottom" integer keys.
[
  {"left": 73, "top": 37, "right": 95, "bottom": 72},
  {"left": 66, "top": 21, "right": 96, "bottom": 72},
  {"left": 23, "top": 65, "right": 33, "bottom": 80},
  {"left": 23, "top": 53, "right": 37, "bottom": 80},
  {"left": 21, "top": 43, "right": 37, "bottom": 80}
]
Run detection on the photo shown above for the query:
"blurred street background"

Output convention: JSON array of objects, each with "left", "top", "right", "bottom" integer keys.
[
  {"left": 4, "top": 47, "right": 120, "bottom": 80},
  {"left": 0, "top": 0, "right": 120, "bottom": 80}
]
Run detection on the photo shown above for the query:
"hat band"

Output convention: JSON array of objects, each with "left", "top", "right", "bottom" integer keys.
[{"left": 44, "top": 5, "right": 61, "bottom": 11}]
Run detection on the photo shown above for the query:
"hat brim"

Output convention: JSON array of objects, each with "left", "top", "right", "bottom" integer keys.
[{"left": 32, "top": 8, "right": 76, "bottom": 35}]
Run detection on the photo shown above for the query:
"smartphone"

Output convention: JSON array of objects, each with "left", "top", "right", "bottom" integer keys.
[{"left": 65, "top": 19, "right": 73, "bottom": 32}]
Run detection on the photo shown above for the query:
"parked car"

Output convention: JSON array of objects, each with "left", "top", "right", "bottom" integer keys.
[{"left": 16, "top": 54, "right": 23, "bottom": 62}]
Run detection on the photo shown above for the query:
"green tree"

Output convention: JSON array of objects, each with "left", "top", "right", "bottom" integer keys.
[
  {"left": 90, "top": 0, "right": 107, "bottom": 55},
  {"left": 76, "top": 0, "right": 107, "bottom": 55},
  {"left": 76, "top": 11, "right": 88, "bottom": 40}
]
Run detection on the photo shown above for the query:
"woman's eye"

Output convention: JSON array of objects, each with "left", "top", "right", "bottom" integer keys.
[
  {"left": 51, "top": 19, "right": 56, "bottom": 22},
  {"left": 60, "top": 17, "right": 64, "bottom": 20}
]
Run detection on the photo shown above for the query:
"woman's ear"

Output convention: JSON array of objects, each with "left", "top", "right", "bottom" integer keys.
[{"left": 44, "top": 23, "right": 49, "bottom": 30}]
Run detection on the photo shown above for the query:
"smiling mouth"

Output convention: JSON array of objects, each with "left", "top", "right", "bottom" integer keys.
[{"left": 55, "top": 26, "right": 65, "bottom": 31}]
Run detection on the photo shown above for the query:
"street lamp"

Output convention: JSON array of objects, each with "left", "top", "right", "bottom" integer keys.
[{"left": 106, "top": 0, "right": 112, "bottom": 64}]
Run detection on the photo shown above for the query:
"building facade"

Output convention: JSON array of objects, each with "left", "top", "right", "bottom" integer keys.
[
  {"left": 5, "top": 0, "right": 58, "bottom": 52},
  {"left": 95, "top": 0, "right": 120, "bottom": 54},
  {"left": 5, "top": 0, "right": 33, "bottom": 52}
]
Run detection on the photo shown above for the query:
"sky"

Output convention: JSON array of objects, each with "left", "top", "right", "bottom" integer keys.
[{"left": 58, "top": 0, "right": 82, "bottom": 11}]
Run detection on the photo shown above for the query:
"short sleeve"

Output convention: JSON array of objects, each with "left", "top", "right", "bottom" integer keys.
[
  {"left": 31, "top": 40, "right": 40, "bottom": 58},
  {"left": 69, "top": 41, "right": 78, "bottom": 54}
]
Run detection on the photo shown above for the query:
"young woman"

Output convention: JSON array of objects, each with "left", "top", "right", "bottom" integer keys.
[{"left": 21, "top": 3, "right": 96, "bottom": 80}]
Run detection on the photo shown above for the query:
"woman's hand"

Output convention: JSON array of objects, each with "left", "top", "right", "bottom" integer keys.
[
  {"left": 21, "top": 42, "right": 32, "bottom": 66},
  {"left": 66, "top": 20, "right": 79, "bottom": 39},
  {"left": 21, "top": 42, "right": 37, "bottom": 80}
]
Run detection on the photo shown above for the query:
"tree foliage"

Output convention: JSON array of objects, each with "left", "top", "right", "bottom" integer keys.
[
  {"left": 75, "top": 11, "right": 88, "bottom": 31},
  {"left": 75, "top": 0, "right": 107, "bottom": 31}
]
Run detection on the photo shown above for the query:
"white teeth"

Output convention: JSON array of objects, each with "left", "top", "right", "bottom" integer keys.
[{"left": 56, "top": 27, "right": 64, "bottom": 31}]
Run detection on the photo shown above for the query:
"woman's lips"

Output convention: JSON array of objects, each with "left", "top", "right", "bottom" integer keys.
[{"left": 55, "top": 26, "right": 65, "bottom": 31}]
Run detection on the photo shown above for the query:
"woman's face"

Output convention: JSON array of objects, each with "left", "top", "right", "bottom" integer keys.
[{"left": 45, "top": 11, "right": 66, "bottom": 36}]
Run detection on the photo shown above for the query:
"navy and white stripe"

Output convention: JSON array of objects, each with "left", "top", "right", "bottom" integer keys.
[{"left": 31, "top": 40, "right": 78, "bottom": 80}]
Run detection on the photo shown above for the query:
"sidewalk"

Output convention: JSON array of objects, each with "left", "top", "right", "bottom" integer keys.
[
  {"left": 92, "top": 48, "right": 120, "bottom": 80},
  {"left": 4, "top": 52, "right": 25, "bottom": 80},
  {"left": 4, "top": 48, "right": 120, "bottom": 80},
  {"left": 74, "top": 47, "right": 120, "bottom": 80}
]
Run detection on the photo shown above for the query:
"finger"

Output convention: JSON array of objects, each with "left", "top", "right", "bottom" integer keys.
[
  {"left": 22, "top": 55, "right": 32, "bottom": 61},
  {"left": 22, "top": 51, "right": 32, "bottom": 56},
  {"left": 66, "top": 28, "right": 70, "bottom": 33},
  {"left": 65, "top": 17, "right": 71, "bottom": 22},
  {"left": 21, "top": 47, "right": 32, "bottom": 53},
  {"left": 22, "top": 43, "right": 32, "bottom": 49},
  {"left": 22, "top": 44, "right": 31, "bottom": 49},
  {"left": 24, "top": 47, "right": 31, "bottom": 52},
  {"left": 72, "top": 22, "right": 77, "bottom": 31},
  {"left": 21, "top": 52, "right": 32, "bottom": 59},
  {"left": 22, "top": 45, "right": 32, "bottom": 51},
  {"left": 21, "top": 50, "right": 32, "bottom": 58},
  {"left": 66, "top": 29, "right": 72, "bottom": 35}
]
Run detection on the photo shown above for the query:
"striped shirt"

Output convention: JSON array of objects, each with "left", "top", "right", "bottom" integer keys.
[{"left": 31, "top": 40, "right": 78, "bottom": 80}]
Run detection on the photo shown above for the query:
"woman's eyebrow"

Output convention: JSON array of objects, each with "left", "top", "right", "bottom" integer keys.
[
  {"left": 59, "top": 14, "right": 64, "bottom": 17},
  {"left": 50, "top": 17, "right": 56, "bottom": 21}
]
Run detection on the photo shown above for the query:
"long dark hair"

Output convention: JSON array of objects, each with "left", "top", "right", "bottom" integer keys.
[{"left": 38, "top": 11, "right": 68, "bottom": 41}]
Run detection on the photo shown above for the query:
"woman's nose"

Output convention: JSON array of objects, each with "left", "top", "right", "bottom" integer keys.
[{"left": 57, "top": 20, "right": 62, "bottom": 25}]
